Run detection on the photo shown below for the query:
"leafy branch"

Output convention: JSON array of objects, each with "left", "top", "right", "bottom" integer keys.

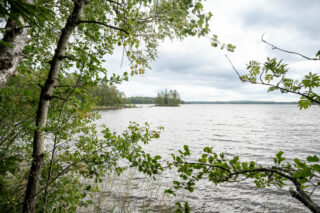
[
  {"left": 226, "top": 55, "right": 320, "bottom": 109},
  {"left": 165, "top": 146, "right": 320, "bottom": 213},
  {"left": 78, "top": 20, "right": 129, "bottom": 34}
]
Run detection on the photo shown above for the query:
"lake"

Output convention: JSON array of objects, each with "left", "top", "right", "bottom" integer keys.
[{"left": 90, "top": 104, "right": 320, "bottom": 212}]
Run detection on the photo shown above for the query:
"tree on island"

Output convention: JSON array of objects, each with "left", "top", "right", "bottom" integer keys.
[{"left": 156, "top": 89, "right": 181, "bottom": 106}]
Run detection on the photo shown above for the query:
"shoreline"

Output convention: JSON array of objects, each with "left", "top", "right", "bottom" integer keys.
[
  {"left": 94, "top": 105, "right": 138, "bottom": 110},
  {"left": 155, "top": 104, "right": 180, "bottom": 107}
]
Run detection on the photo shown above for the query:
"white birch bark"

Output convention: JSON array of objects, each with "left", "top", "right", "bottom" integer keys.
[{"left": 0, "top": 0, "right": 32, "bottom": 88}]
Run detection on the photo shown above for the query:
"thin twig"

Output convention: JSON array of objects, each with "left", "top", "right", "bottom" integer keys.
[
  {"left": 261, "top": 34, "right": 320, "bottom": 61},
  {"left": 225, "top": 55, "right": 243, "bottom": 81}
]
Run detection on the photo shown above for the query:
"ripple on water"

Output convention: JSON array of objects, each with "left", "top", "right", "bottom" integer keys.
[{"left": 92, "top": 105, "right": 319, "bottom": 212}]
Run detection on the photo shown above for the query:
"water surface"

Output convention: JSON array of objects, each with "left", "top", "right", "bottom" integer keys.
[{"left": 93, "top": 104, "right": 320, "bottom": 212}]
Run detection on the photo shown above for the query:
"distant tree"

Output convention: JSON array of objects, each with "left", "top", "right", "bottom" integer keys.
[
  {"left": 126, "top": 96, "right": 156, "bottom": 104},
  {"left": 90, "top": 84, "right": 126, "bottom": 106},
  {"left": 156, "top": 89, "right": 181, "bottom": 106},
  {"left": 172, "top": 89, "right": 181, "bottom": 105}
]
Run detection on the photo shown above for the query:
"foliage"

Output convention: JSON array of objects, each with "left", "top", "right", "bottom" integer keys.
[
  {"left": 0, "top": 0, "right": 219, "bottom": 212},
  {"left": 210, "top": 34, "right": 236, "bottom": 52},
  {"left": 90, "top": 83, "right": 126, "bottom": 106},
  {"left": 156, "top": 89, "right": 181, "bottom": 106},
  {"left": 0, "top": 0, "right": 53, "bottom": 27},
  {"left": 126, "top": 96, "right": 157, "bottom": 104},
  {"left": 240, "top": 57, "right": 320, "bottom": 110},
  {"left": 165, "top": 146, "right": 320, "bottom": 212},
  {"left": 0, "top": 77, "right": 164, "bottom": 211},
  {"left": 1, "top": 0, "right": 317, "bottom": 211},
  {"left": 175, "top": 201, "right": 191, "bottom": 213}
]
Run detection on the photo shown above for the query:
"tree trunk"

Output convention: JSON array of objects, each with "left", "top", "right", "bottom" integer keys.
[
  {"left": 22, "top": 1, "right": 85, "bottom": 212},
  {"left": 0, "top": 0, "right": 32, "bottom": 88}
]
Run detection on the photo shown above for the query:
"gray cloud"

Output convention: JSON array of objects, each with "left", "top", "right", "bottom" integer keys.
[
  {"left": 241, "top": 0, "right": 320, "bottom": 57},
  {"left": 242, "top": 0, "right": 320, "bottom": 34},
  {"left": 115, "top": 0, "right": 320, "bottom": 101}
]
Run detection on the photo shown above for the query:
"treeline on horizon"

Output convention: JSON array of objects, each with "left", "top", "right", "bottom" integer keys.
[
  {"left": 90, "top": 84, "right": 157, "bottom": 105},
  {"left": 91, "top": 86, "right": 184, "bottom": 106},
  {"left": 90, "top": 84, "right": 299, "bottom": 105},
  {"left": 184, "top": 101, "right": 298, "bottom": 104},
  {"left": 128, "top": 100, "right": 297, "bottom": 104}
]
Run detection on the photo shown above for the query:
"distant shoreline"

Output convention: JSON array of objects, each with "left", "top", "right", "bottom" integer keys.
[
  {"left": 125, "top": 96, "right": 300, "bottom": 105},
  {"left": 94, "top": 102, "right": 302, "bottom": 110},
  {"left": 94, "top": 105, "right": 137, "bottom": 110},
  {"left": 182, "top": 101, "right": 298, "bottom": 104},
  {"left": 155, "top": 104, "right": 180, "bottom": 107}
]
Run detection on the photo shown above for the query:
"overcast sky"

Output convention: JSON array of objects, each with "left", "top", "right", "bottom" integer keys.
[{"left": 108, "top": 0, "right": 320, "bottom": 102}]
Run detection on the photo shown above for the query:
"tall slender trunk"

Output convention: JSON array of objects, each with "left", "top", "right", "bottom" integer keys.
[
  {"left": 0, "top": 0, "right": 32, "bottom": 88},
  {"left": 22, "top": 1, "right": 85, "bottom": 212}
]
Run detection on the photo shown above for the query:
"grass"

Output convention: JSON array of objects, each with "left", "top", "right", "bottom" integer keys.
[
  {"left": 77, "top": 168, "right": 302, "bottom": 212},
  {"left": 78, "top": 169, "right": 177, "bottom": 213}
]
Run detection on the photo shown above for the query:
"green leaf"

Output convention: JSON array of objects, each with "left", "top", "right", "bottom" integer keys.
[
  {"left": 307, "top": 155, "right": 319, "bottom": 162},
  {"left": 249, "top": 161, "right": 255, "bottom": 169},
  {"left": 242, "top": 162, "right": 248, "bottom": 169},
  {"left": 184, "top": 145, "right": 190, "bottom": 156},
  {"left": 312, "top": 164, "right": 320, "bottom": 173},
  {"left": 165, "top": 189, "right": 176, "bottom": 196},
  {"left": 184, "top": 202, "right": 191, "bottom": 213}
]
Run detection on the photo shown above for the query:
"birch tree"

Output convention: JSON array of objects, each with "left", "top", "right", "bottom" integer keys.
[
  {"left": 0, "top": 0, "right": 52, "bottom": 88},
  {"left": 0, "top": 0, "right": 215, "bottom": 212}
]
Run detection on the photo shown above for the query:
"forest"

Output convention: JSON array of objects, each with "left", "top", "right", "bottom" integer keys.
[
  {"left": 126, "top": 96, "right": 156, "bottom": 104},
  {"left": 90, "top": 84, "right": 126, "bottom": 106},
  {"left": 0, "top": 0, "right": 319, "bottom": 213},
  {"left": 90, "top": 85, "right": 182, "bottom": 106}
]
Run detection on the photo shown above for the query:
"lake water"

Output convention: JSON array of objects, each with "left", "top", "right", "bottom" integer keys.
[{"left": 92, "top": 104, "right": 320, "bottom": 212}]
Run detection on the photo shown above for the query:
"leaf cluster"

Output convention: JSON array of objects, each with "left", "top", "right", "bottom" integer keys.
[
  {"left": 0, "top": 0, "right": 54, "bottom": 27},
  {"left": 165, "top": 146, "right": 320, "bottom": 211},
  {"left": 241, "top": 57, "right": 320, "bottom": 109}
]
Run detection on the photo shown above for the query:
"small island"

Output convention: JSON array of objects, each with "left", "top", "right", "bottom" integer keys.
[
  {"left": 155, "top": 89, "right": 181, "bottom": 106},
  {"left": 90, "top": 85, "right": 182, "bottom": 109}
]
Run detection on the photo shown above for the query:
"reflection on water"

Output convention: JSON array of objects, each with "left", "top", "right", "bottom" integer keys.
[{"left": 92, "top": 104, "right": 320, "bottom": 212}]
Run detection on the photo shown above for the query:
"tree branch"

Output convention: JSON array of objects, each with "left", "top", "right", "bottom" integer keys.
[
  {"left": 179, "top": 161, "right": 320, "bottom": 213},
  {"left": 105, "top": 0, "right": 123, "bottom": 6},
  {"left": 290, "top": 188, "right": 320, "bottom": 213},
  {"left": 225, "top": 55, "right": 242, "bottom": 81},
  {"left": 225, "top": 55, "right": 320, "bottom": 105},
  {"left": 57, "top": 55, "right": 77, "bottom": 61},
  {"left": 261, "top": 34, "right": 320, "bottom": 61},
  {"left": 78, "top": 20, "right": 129, "bottom": 34}
]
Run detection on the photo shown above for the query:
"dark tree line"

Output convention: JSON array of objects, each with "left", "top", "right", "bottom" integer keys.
[
  {"left": 126, "top": 96, "right": 156, "bottom": 104},
  {"left": 90, "top": 84, "right": 126, "bottom": 106}
]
